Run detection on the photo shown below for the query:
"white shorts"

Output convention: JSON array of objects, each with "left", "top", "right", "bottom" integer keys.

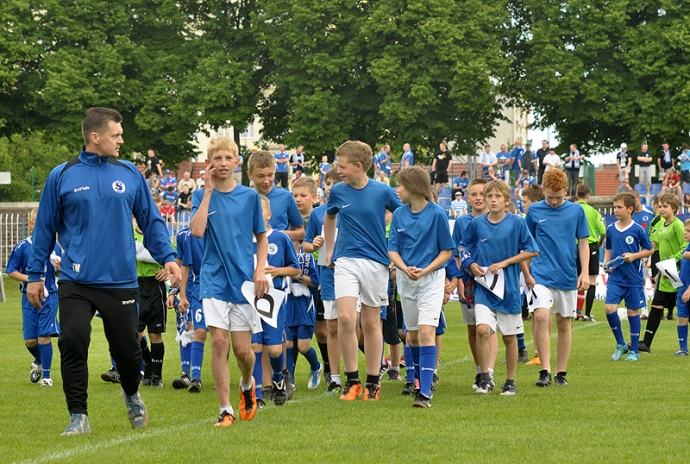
[
  {"left": 203, "top": 298, "right": 262, "bottom": 333},
  {"left": 323, "top": 300, "right": 338, "bottom": 320},
  {"left": 461, "top": 301, "right": 476, "bottom": 326},
  {"left": 334, "top": 257, "right": 389, "bottom": 308},
  {"left": 528, "top": 284, "right": 577, "bottom": 318},
  {"left": 475, "top": 304, "right": 524, "bottom": 336},
  {"left": 397, "top": 270, "right": 444, "bottom": 331}
]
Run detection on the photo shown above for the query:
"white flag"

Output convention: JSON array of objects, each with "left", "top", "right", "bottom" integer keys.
[
  {"left": 241, "top": 281, "right": 286, "bottom": 329},
  {"left": 656, "top": 259, "right": 684, "bottom": 289},
  {"left": 475, "top": 267, "right": 505, "bottom": 299}
]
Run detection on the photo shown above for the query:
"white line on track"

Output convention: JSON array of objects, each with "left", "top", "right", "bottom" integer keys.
[{"left": 16, "top": 321, "right": 601, "bottom": 464}]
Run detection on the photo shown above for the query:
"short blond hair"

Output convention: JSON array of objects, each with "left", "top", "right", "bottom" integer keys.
[
  {"left": 259, "top": 194, "right": 271, "bottom": 214},
  {"left": 483, "top": 180, "right": 511, "bottom": 201},
  {"left": 207, "top": 136, "right": 238, "bottom": 159},
  {"left": 293, "top": 176, "right": 317, "bottom": 194},
  {"left": 247, "top": 150, "right": 275, "bottom": 173},
  {"left": 335, "top": 141, "right": 373, "bottom": 171}
]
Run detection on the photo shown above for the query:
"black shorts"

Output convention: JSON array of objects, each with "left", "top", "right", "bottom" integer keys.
[
  {"left": 137, "top": 277, "right": 167, "bottom": 334},
  {"left": 395, "top": 299, "right": 404, "bottom": 331},
  {"left": 316, "top": 296, "right": 325, "bottom": 322},
  {"left": 651, "top": 286, "right": 677, "bottom": 311},
  {"left": 275, "top": 171, "right": 288, "bottom": 188},
  {"left": 435, "top": 171, "right": 449, "bottom": 184},
  {"left": 382, "top": 302, "right": 400, "bottom": 345},
  {"left": 651, "top": 250, "right": 660, "bottom": 279},
  {"left": 576, "top": 243, "right": 600, "bottom": 276}
]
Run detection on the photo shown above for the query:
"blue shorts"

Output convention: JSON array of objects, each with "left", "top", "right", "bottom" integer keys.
[
  {"left": 605, "top": 283, "right": 646, "bottom": 310},
  {"left": 436, "top": 310, "right": 447, "bottom": 336},
  {"left": 677, "top": 288, "right": 690, "bottom": 319},
  {"left": 285, "top": 324, "right": 314, "bottom": 341},
  {"left": 251, "top": 303, "right": 285, "bottom": 346},
  {"left": 22, "top": 293, "right": 59, "bottom": 340},
  {"left": 188, "top": 294, "right": 207, "bottom": 331}
]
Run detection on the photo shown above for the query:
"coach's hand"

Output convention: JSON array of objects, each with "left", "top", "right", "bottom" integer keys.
[
  {"left": 155, "top": 268, "right": 168, "bottom": 282},
  {"left": 166, "top": 261, "right": 182, "bottom": 287},
  {"left": 27, "top": 281, "right": 45, "bottom": 309},
  {"left": 577, "top": 273, "right": 590, "bottom": 292}
]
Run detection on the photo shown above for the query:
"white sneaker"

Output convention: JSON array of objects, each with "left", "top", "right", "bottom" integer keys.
[
  {"left": 30, "top": 363, "right": 42, "bottom": 383},
  {"left": 308, "top": 363, "right": 322, "bottom": 390},
  {"left": 40, "top": 378, "right": 53, "bottom": 387}
]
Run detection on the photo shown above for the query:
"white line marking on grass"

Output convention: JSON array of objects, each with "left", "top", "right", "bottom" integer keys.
[{"left": 18, "top": 322, "right": 601, "bottom": 463}]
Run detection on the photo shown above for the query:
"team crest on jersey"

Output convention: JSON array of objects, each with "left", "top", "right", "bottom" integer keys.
[
  {"left": 268, "top": 243, "right": 278, "bottom": 255},
  {"left": 643, "top": 215, "right": 649, "bottom": 221},
  {"left": 625, "top": 235, "right": 634, "bottom": 244},
  {"left": 112, "top": 180, "right": 126, "bottom": 193}
]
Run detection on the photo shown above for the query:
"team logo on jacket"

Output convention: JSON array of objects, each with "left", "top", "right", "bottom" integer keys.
[
  {"left": 625, "top": 235, "right": 634, "bottom": 245},
  {"left": 268, "top": 243, "right": 278, "bottom": 255},
  {"left": 112, "top": 180, "right": 126, "bottom": 193}
]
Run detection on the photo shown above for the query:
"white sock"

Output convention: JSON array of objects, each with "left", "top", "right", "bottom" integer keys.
[
  {"left": 331, "top": 374, "right": 341, "bottom": 385},
  {"left": 240, "top": 379, "right": 253, "bottom": 392},
  {"left": 220, "top": 405, "right": 234, "bottom": 415}
]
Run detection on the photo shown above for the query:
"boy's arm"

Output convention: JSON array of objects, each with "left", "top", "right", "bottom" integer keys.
[
  {"left": 603, "top": 248, "right": 611, "bottom": 271},
  {"left": 254, "top": 232, "right": 270, "bottom": 297},
  {"left": 414, "top": 250, "right": 452, "bottom": 279},
  {"left": 624, "top": 248, "right": 654, "bottom": 262},
  {"left": 388, "top": 250, "right": 415, "bottom": 280},
  {"left": 577, "top": 239, "right": 590, "bottom": 291},
  {"left": 487, "top": 250, "right": 539, "bottom": 274},
  {"left": 266, "top": 265, "right": 301, "bottom": 278},
  {"left": 178, "top": 265, "right": 190, "bottom": 312},
  {"left": 672, "top": 223, "right": 689, "bottom": 262},
  {"left": 191, "top": 181, "right": 212, "bottom": 238},
  {"left": 282, "top": 225, "right": 305, "bottom": 242},
  {"left": 8, "top": 271, "right": 28, "bottom": 283},
  {"left": 324, "top": 213, "right": 337, "bottom": 267}
]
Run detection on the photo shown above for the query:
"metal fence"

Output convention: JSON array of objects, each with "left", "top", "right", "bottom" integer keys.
[{"left": 1, "top": 212, "right": 191, "bottom": 273}]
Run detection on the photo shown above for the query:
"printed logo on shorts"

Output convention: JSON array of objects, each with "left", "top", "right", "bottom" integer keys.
[
  {"left": 539, "top": 218, "right": 547, "bottom": 223},
  {"left": 112, "top": 180, "right": 126, "bottom": 194},
  {"left": 122, "top": 299, "right": 136, "bottom": 305},
  {"left": 268, "top": 243, "right": 278, "bottom": 255},
  {"left": 625, "top": 235, "right": 634, "bottom": 245}
]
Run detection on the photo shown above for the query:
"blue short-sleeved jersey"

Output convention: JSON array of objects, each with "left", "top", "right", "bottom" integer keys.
[
  {"left": 511, "top": 147, "right": 524, "bottom": 170},
  {"left": 266, "top": 186, "right": 304, "bottom": 232},
  {"left": 319, "top": 162, "right": 331, "bottom": 174},
  {"left": 632, "top": 208, "right": 654, "bottom": 232},
  {"left": 306, "top": 204, "right": 336, "bottom": 300},
  {"left": 327, "top": 179, "right": 402, "bottom": 266},
  {"left": 162, "top": 190, "right": 178, "bottom": 205},
  {"left": 176, "top": 227, "right": 204, "bottom": 299},
  {"left": 192, "top": 185, "right": 265, "bottom": 303},
  {"left": 678, "top": 243, "right": 690, "bottom": 293},
  {"left": 445, "top": 255, "right": 462, "bottom": 280},
  {"left": 6, "top": 238, "right": 61, "bottom": 293},
  {"left": 274, "top": 151, "right": 290, "bottom": 173},
  {"left": 285, "top": 249, "right": 319, "bottom": 328},
  {"left": 605, "top": 221, "right": 653, "bottom": 287},
  {"left": 388, "top": 202, "right": 455, "bottom": 270},
  {"left": 525, "top": 200, "right": 589, "bottom": 290},
  {"left": 261, "top": 230, "right": 300, "bottom": 290},
  {"left": 402, "top": 150, "right": 414, "bottom": 167},
  {"left": 459, "top": 214, "right": 538, "bottom": 314}
]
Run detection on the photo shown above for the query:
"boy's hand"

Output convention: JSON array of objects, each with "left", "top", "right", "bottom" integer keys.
[
  {"left": 166, "top": 294, "right": 176, "bottom": 309},
  {"left": 457, "top": 280, "right": 466, "bottom": 302},
  {"left": 577, "top": 273, "right": 590, "bottom": 292},
  {"left": 178, "top": 296, "right": 189, "bottom": 313},
  {"left": 444, "top": 280, "right": 454, "bottom": 294},
  {"left": 443, "top": 292, "right": 451, "bottom": 305},
  {"left": 154, "top": 268, "right": 169, "bottom": 282},
  {"left": 487, "top": 261, "right": 506, "bottom": 274},
  {"left": 265, "top": 265, "right": 279, "bottom": 278},
  {"left": 403, "top": 266, "right": 417, "bottom": 281},
  {"left": 469, "top": 263, "right": 485, "bottom": 277},
  {"left": 312, "top": 236, "right": 324, "bottom": 249},
  {"left": 408, "top": 267, "right": 428, "bottom": 280},
  {"left": 204, "top": 163, "right": 215, "bottom": 190},
  {"left": 26, "top": 281, "right": 45, "bottom": 309},
  {"left": 683, "top": 288, "right": 690, "bottom": 303},
  {"left": 622, "top": 253, "right": 634, "bottom": 263},
  {"left": 325, "top": 252, "right": 334, "bottom": 268},
  {"left": 523, "top": 274, "right": 536, "bottom": 289},
  {"left": 253, "top": 271, "right": 269, "bottom": 298}
]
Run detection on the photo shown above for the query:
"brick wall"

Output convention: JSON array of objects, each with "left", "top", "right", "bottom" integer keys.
[{"left": 593, "top": 165, "right": 620, "bottom": 196}]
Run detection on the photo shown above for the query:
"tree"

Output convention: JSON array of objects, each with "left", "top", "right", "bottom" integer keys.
[
  {"left": 0, "top": 132, "right": 74, "bottom": 202},
  {"left": 366, "top": 0, "right": 509, "bottom": 157},
  {"left": 255, "top": 0, "right": 382, "bottom": 163},
  {"left": 0, "top": 0, "right": 201, "bottom": 166},
  {"left": 506, "top": 0, "right": 690, "bottom": 154}
]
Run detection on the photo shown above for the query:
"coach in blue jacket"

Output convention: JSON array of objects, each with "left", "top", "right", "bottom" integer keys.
[{"left": 27, "top": 107, "right": 181, "bottom": 436}]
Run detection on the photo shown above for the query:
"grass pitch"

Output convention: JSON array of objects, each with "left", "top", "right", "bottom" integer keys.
[{"left": 2, "top": 276, "right": 689, "bottom": 463}]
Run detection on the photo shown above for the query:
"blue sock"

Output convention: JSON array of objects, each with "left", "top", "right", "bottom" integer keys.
[
  {"left": 190, "top": 341, "right": 204, "bottom": 380},
  {"left": 111, "top": 356, "right": 117, "bottom": 370},
  {"left": 678, "top": 325, "right": 689, "bottom": 352},
  {"left": 629, "top": 314, "right": 641, "bottom": 353},
  {"left": 180, "top": 343, "right": 191, "bottom": 376},
  {"left": 404, "top": 345, "right": 414, "bottom": 382},
  {"left": 26, "top": 343, "right": 41, "bottom": 365},
  {"left": 517, "top": 332, "right": 525, "bottom": 350},
  {"left": 286, "top": 347, "right": 296, "bottom": 383},
  {"left": 253, "top": 352, "right": 263, "bottom": 399},
  {"left": 419, "top": 345, "right": 436, "bottom": 398},
  {"left": 302, "top": 347, "right": 321, "bottom": 372},
  {"left": 38, "top": 342, "right": 52, "bottom": 379},
  {"left": 410, "top": 346, "right": 421, "bottom": 382},
  {"left": 270, "top": 353, "right": 285, "bottom": 383},
  {"left": 606, "top": 312, "right": 626, "bottom": 345}
]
